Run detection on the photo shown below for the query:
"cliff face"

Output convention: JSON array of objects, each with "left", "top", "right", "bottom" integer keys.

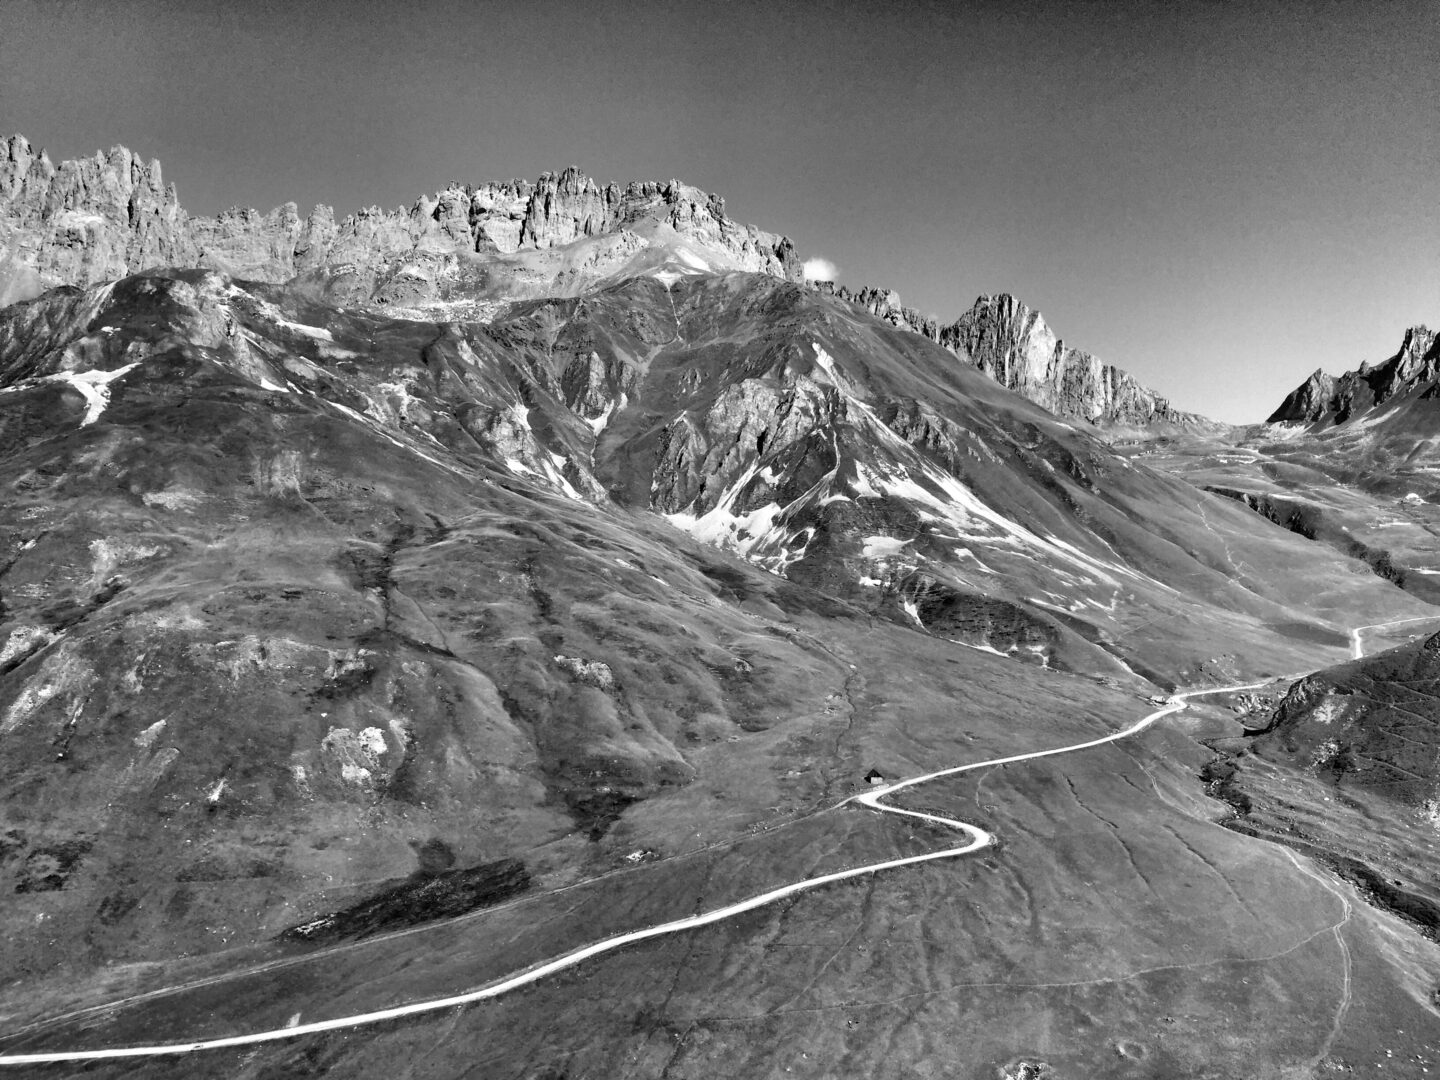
[
  {"left": 1268, "top": 325, "right": 1440, "bottom": 426},
  {"left": 0, "top": 139, "right": 196, "bottom": 304},
  {"left": 0, "top": 136, "right": 801, "bottom": 308},
  {"left": 947, "top": 294, "right": 1195, "bottom": 426},
  {"left": 812, "top": 282, "right": 1198, "bottom": 427}
]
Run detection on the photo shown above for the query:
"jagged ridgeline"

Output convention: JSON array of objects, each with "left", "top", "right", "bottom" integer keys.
[
  {"left": 0, "top": 134, "right": 1212, "bottom": 428},
  {"left": 0, "top": 135, "right": 800, "bottom": 310}
]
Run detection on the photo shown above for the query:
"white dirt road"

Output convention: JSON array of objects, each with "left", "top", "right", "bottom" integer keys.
[{"left": 0, "top": 618, "right": 1416, "bottom": 1067}]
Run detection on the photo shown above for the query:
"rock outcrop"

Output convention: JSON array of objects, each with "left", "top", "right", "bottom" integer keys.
[
  {"left": 0, "top": 135, "right": 801, "bottom": 308},
  {"left": 811, "top": 281, "right": 1199, "bottom": 427},
  {"left": 947, "top": 294, "right": 1197, "bottom": 426},
  {"left": 1268, "top": 325, "right": 1440, "bottom": 426},
  {"left": 0, "top": 138, "right": 195, "bottom": 304}
]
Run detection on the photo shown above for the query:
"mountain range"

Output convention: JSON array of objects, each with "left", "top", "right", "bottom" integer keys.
[
  {"left": 0, "top": 136, "right": 1438, "bottom": 1079},
  {"left": 1, "top": 135, "right": 1200, "bottom": 428}
]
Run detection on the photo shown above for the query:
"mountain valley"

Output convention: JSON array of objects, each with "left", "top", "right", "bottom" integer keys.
[{"left": 0, "top": 138, "right": 1438, "bottom": 1079}]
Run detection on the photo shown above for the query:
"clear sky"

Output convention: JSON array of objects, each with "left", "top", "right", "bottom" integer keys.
[{"left": 3, "top": 0, "right": 1436, "bottom": 422}]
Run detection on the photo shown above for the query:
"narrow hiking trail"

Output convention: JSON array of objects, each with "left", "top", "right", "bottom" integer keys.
[{"left": 0, "top": 619, "right": 1422, "bottom": 1067}]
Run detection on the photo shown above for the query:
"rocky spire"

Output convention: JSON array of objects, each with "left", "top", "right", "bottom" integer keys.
[{"left": 0, "top": 134, "right": 195, "bottom": 303}]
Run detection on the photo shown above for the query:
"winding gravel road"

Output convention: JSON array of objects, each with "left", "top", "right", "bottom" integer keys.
[
  {"left": 1348, "top": 615, "right": 1440, "bottom": 659},
  {"left": 0, "top": 629, "right": 1412, "bottom": 1067}
]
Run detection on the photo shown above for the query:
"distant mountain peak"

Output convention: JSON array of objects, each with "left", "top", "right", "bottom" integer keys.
[
  {"left": 1269, "top": 324, "right": 1440, "bottom": 426},
  {"left": 811, "top": 281, "right": 1209, "bottom": 428}
]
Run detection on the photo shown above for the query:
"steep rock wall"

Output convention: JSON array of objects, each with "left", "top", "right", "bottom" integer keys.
[{"left": 0, "top": 136, "right": 801, "bottom": 305}]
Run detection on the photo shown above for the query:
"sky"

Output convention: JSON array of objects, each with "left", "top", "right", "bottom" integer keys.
[{"left": 2, "top": 0, "right": 1436, "bottom": 422}]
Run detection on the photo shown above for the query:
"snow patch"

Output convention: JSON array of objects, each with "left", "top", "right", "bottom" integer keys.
[
  {"left": 329, "top": 401, "right": 458, "bottom": 475},
  {"left": 810, "top": 342, "right": 850, "bottom": 390},
  {"left": 862, "top": 535, "right": 911, "bottom": 558},
  {"left": 953, "top": 639, "right": 1009, "bottom": 658},
  {"left": 46, "top": 363, "right": 139, "bottom": 425},
  {"left": 542, "top": 451, "right": 586, "bottom": 501},
  {"left": 274, "top": 318, "right": 333, "bottom": 342},
  {"left": 950, "top": 547, "right": 994, "bottom": 573},
  {"left": 664, "top": 460, "right": 782, "bottom": 556},
  {"left": 852, "top": 452, "right": 1157, "bottom": 590},
  {"left": 586, "top": 394, "right": 626, "bottom": 436}
]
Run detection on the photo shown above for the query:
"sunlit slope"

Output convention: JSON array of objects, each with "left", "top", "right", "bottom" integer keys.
[
  {"left": 1126, "top": 425, "right": 1440, "bottom": 609},
  {"left": 485, "top": 271, "right": 1427, "bottom": 679},
  {"left": 3, "top": 269, "right": 1426, "bottom": 689},
  {"left": 0, "top": 271, "right": 875, "bottom": 985},
  {"left": 1215, "top": 629, "right": 1440, "bottom": 945}
]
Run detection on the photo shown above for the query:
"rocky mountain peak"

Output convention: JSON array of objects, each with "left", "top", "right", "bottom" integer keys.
[
  {"left": 1395, "top": 324, "right": 1436, "bottom": 377},
  {"left": 949, "top": 293, "right": 1060, "bottom": 388},
  {"left": 1268, "top": 324, "right": 1440, "bottom": 426},
  {"left": 1268, "top": 368, "right": 1338, "bottom": 424},
  {"left": 811, "top": 281, "right": 1202, "bottom": 427}
]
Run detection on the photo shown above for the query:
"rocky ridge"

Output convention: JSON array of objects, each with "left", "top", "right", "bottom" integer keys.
[
  {"left": 2, "top": 135, "right": 1219, "bottom": 430},
  {"left": 0, "top": 134, "right": 801, "bottom": 310},
  {"left": 813, "top": 282, "right": 1205, "bottom": 427},
  {"left": 1269, "top": 324, "right": 1440, "bottom": 426}
]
